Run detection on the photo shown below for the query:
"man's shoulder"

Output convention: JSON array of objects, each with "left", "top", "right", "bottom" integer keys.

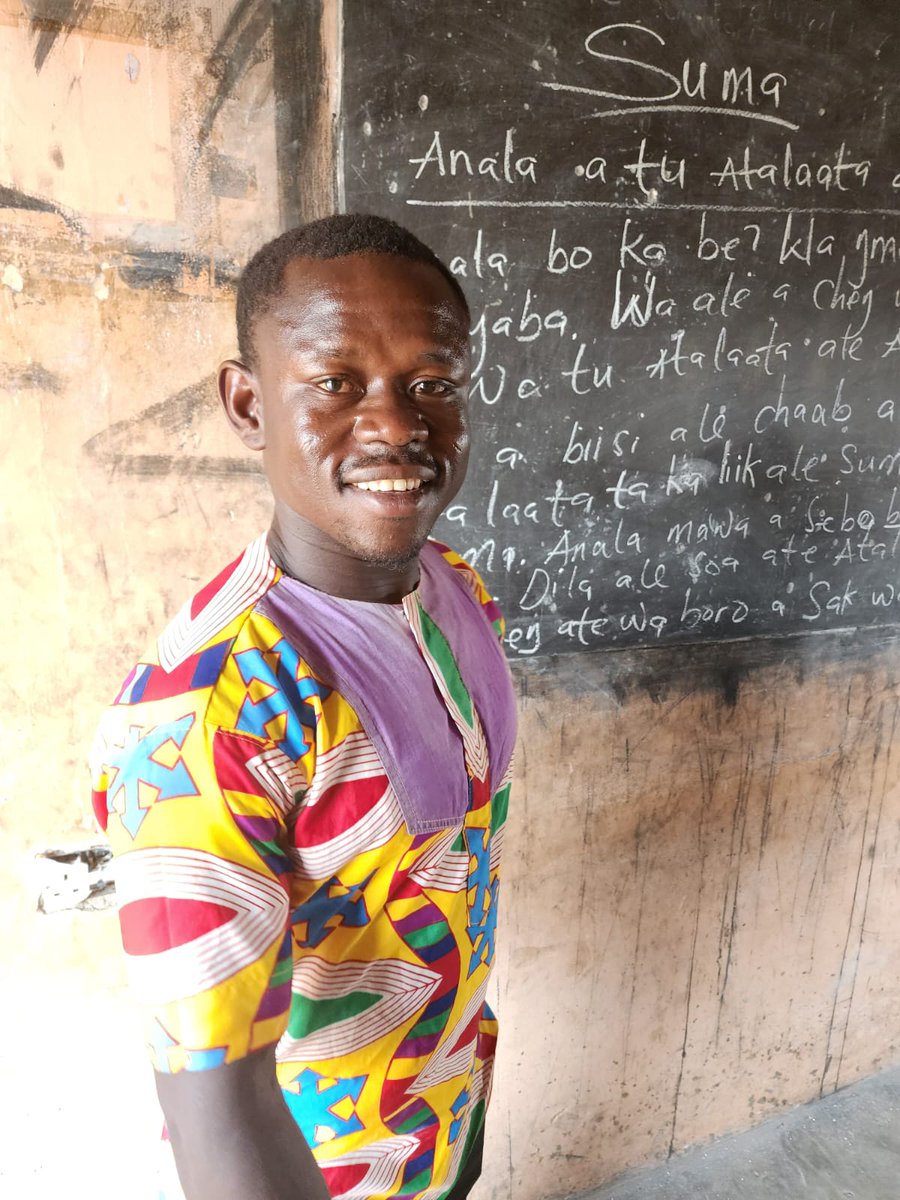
[
  {"left": 426, "top": 539, "right": 505, "bottom": 638},
  {"left": 154, "top": 534, "right": 279, "bottom": 676},
  {"left": 99, "top": 535, "right": 282, "bottom": 724}
]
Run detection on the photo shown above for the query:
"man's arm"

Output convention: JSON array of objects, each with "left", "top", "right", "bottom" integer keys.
[{"left": 156, "top": 1045, "right": 332, "bottom": 1200}]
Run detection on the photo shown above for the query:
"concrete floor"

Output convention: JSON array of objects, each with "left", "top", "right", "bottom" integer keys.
[{"left": 575, "top": 1067, "right": 900, "bottom": 1200}]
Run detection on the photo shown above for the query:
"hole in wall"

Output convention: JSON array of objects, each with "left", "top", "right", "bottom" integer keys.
[{"left": 34, "top": 844, "right": 115, "bottom": 913}]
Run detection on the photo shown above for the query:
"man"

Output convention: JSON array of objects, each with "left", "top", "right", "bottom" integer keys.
[{"left": 91, "top": 214, "right": 517, "bottom": 1200}]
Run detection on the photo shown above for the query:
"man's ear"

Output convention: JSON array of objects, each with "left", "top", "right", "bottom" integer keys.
[{"left": 218, "top": 359, "right": 265, "bottom": 450}]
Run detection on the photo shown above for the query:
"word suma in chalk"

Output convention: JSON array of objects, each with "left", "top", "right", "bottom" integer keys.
[
  {"left": 546, "top": 22, "right": 787, "bottom": 116},
  {"left": 839, "top": 444, "right": 900, "bottom": 479}
]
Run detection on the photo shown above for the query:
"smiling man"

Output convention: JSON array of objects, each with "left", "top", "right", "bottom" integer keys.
[{"left": 91, "top": 214, "right": 517, "bottom": 1200}]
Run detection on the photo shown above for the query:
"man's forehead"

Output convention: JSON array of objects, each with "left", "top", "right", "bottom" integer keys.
[
  {"left": 279, "top": 254, "right": 463, "bottom": 311},
  {"left": 262, "top": 253, "right": 469, "bottom": 344}
]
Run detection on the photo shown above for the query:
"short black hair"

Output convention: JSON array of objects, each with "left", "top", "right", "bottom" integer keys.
[{"left": 236, "top": 212, "right": 470, "bottom": 367}]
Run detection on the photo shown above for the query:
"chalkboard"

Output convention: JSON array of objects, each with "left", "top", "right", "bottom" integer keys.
[{"left": 340, "top": 0, "right": 900, "bottom": 657}]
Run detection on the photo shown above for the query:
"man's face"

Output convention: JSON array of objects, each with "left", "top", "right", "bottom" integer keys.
[{"left": 242, "top": 252, "right": 471, "bottom": 571}]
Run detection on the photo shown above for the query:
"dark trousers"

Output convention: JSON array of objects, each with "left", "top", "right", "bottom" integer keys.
[{"left": 443, "top": 1127, "right": 485, "bottom": 1200}]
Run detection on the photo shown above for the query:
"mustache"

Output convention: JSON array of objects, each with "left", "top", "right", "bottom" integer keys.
[{"left": 338, "top": 448, "right": 437, "bottom": 478}]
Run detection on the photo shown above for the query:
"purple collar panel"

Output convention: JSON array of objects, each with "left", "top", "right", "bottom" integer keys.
[
  {"left": 256, "top": 543, "right": 517, "bottom": 835},
  {"left": 415, "top": 544, "right": 517, "bottom": 787}
]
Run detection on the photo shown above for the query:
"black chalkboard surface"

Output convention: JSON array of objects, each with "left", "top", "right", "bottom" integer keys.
[{"left": 341, "top": 0, "right": 900, "bottom": 657}]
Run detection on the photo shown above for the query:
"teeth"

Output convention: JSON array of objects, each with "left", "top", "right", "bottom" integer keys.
[{"left": 352, "top": 478, "right": 423, "bottom": 492}]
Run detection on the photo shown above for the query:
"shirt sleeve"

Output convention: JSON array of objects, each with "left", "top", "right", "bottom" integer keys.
[
  {"left": 429, "top": 540, "right": 506, "bottom": 639},
  {"left": 93, "top": 711, "right": 305, "bottom": 1074}
]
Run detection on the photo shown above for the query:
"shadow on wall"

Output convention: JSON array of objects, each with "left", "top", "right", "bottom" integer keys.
[{"left": 82, "top": 374, "right": 264, "bottom": 479}]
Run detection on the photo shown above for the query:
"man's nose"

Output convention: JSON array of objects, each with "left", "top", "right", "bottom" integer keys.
[{"left": 353, "top": 383, "right": 428, "bottom": 447}]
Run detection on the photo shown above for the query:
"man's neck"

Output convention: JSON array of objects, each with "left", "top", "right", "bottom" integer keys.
[{"left": 267, "top": 505, "right": 421, "bottom": 603}]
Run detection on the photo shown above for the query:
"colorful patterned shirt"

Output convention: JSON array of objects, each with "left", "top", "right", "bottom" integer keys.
[{"left": 90, "top": 535, "right": 517, "bottom": 1200}]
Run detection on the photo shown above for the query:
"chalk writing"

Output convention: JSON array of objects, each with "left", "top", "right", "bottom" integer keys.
[{"left": 342, "top": 0, "right": 900, "bottom": 652}]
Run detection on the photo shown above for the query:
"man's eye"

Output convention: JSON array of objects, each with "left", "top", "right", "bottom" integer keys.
[
  {"left": 316, "top": 377, "right": 351, "bottom": 394},
  {"left": 411, "top": 379, "right": 453, "bottom": 397}
]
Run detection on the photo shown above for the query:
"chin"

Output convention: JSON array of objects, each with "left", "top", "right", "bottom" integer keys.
[{"left": 349, "top": 532, "right": 430, "bottom": 573}]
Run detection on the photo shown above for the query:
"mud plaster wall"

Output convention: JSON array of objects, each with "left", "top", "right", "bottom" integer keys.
[
  {"left": 1, "top": 3, "right": 899, "bottom": 1198},
  {"left": 484, "top": 635, "right": 900, "bottom": 1200},
  {"left": 0, "top": 2, "right": 338, "bottom": 1194}
]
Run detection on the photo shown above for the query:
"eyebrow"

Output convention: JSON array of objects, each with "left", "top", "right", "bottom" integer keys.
[
  {"left": 291, "top": 345, "right": 467, "bottom": 369},
  {"left": 418, "top": 349, "right": 466, "bottom": 367}
]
